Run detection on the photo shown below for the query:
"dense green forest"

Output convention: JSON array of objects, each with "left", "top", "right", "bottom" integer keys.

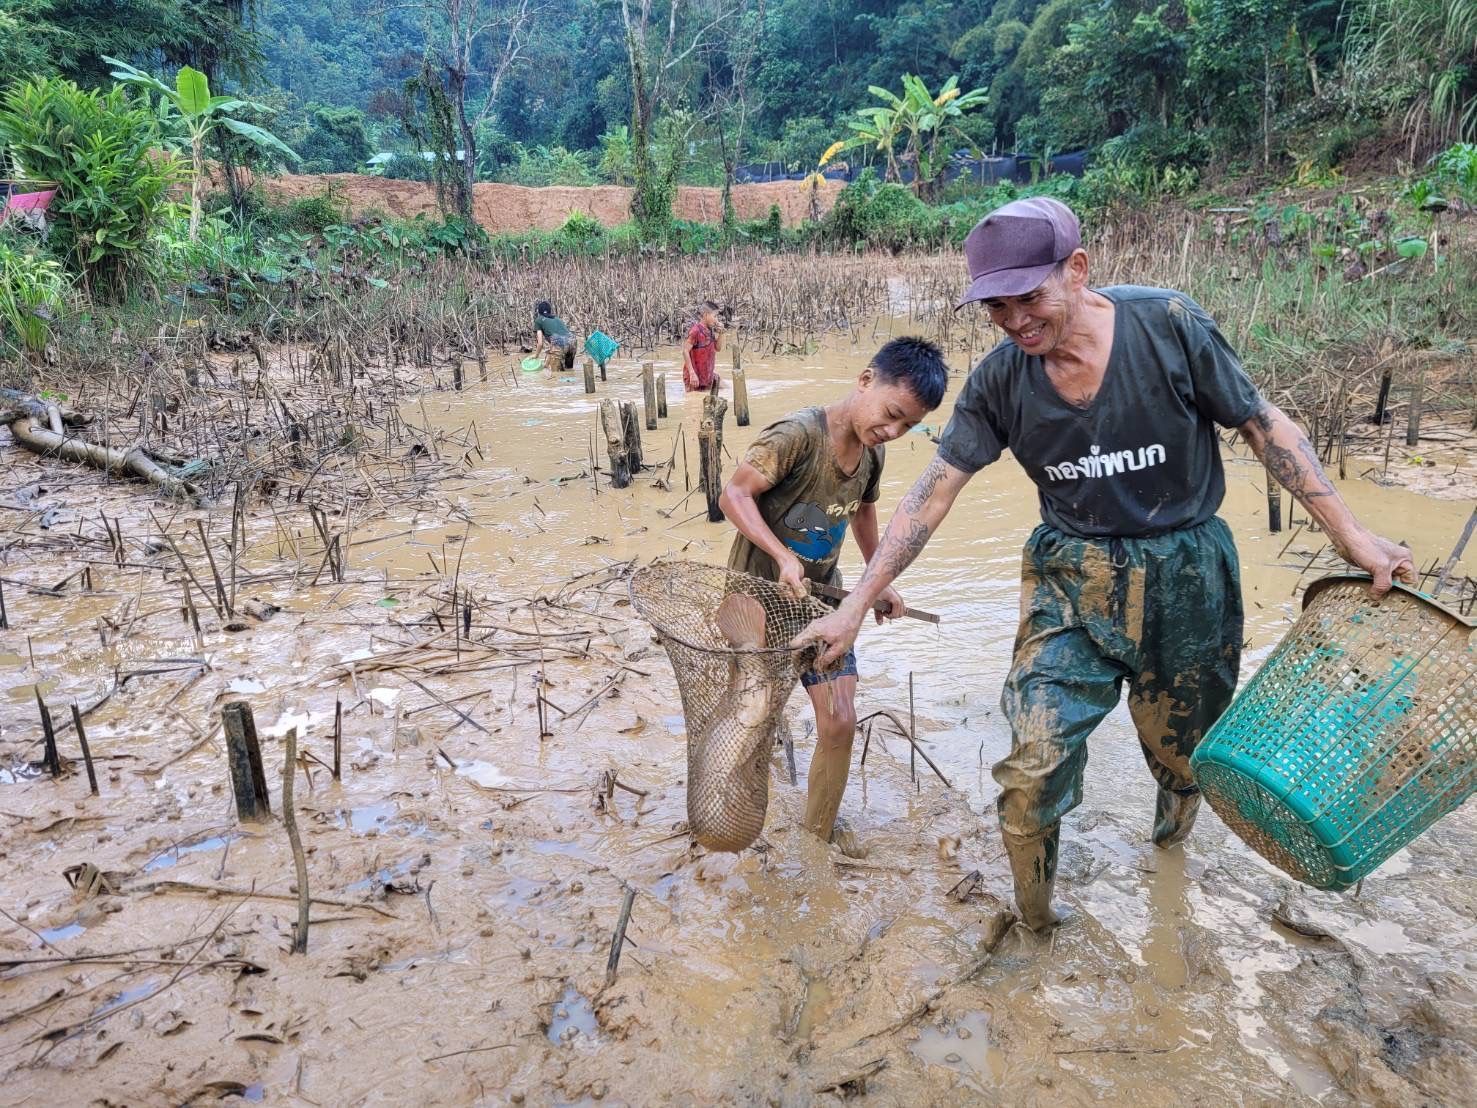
[
  {"left": 5, "top": 0, "right": 1475, "bottom": 186},
  {"left": 2, "top": 0, "right": 1475, "bottom": 358}
]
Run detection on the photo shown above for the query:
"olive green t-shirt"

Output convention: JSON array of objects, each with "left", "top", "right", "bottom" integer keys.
[
  {"left": 726, "top": 406, "right": 883, "bottom": 587},
  {"left": 535, "top": 313, "right": 571, "bottom": 342}
]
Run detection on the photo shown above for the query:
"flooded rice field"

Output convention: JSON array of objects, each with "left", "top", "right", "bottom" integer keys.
[{"left": 1, "top": 330, "right": 1475, "bottom": 1106}]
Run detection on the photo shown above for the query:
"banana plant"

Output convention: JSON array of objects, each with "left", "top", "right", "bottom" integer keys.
[
  {"left": 825, "top": 74, "right": 988, "bottom": 195},
  {"left": 104, "top": 57, "right": 301, "bottom": 240}
]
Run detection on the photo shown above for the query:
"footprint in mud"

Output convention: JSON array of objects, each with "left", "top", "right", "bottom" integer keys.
[
  {"left": 545, "top": 985, "right": 600, "bottom": 1046},
  {"left": 912, "top": 1011, "right": 1001, "bottom": 1092}
]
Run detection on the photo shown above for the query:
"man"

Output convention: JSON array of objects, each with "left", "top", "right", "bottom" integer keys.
[
  {"left": 795, "top": 197, "right": 1414, "bottom": 930},
  {"left": 719, "top": 337, "right": 949, "bottom": 845},
  {"left": 682, "top": 300, "right": 724, "bottom": 391}
]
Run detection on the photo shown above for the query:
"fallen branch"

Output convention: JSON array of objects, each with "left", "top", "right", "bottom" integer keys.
[{"left": 8, "top": 415, "right": 201, "bottom": 501}]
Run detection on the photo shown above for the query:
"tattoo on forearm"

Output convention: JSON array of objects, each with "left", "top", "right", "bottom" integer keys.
[
  {"left": 1262, "top": 436, "right": 1336, "bottom": 499},
  {"left": 856, "top": 518, "right": 932, "bottom": 592},
  {"left": 1251, "top": 402, "right": 1276, "bottom": 434},
  {"left": 899, "top": 457, "right": 949, "bottom": 516}
]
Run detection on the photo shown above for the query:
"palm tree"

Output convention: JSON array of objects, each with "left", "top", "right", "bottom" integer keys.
[{"left": 105, "top": 57, "right": 301, "bottom": 239}]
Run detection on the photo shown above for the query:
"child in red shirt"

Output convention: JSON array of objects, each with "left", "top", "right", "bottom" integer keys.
[{"left": 682, "top": 300, "right": 723, "bottom": 391}]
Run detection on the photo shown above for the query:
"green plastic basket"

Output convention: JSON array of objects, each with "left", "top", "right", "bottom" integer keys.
[
  {"left": 583, "top": 330, "right": 620, "bottom": 366},
  {"left": 1191, "top": 575, "right": 1476, "bottom": 891}
]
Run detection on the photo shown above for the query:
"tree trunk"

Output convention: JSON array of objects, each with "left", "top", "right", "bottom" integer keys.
[
  {"left": 447, "top": 63, "right": 475, "bottom": 219},
  {"left": 190, "top": 134, "right": 205, "bottom": 241},
  {"left": 215, "top": 124, "right": 246, "bottom": 222}
]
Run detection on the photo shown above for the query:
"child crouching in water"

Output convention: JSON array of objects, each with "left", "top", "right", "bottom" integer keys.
[{"left": 718, "top": 337, "right": 949, "bottom": 846}]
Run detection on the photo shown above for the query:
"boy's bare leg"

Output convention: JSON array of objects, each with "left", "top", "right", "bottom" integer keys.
[{"left": 803, "top": 675, "right": 859, "bottom": 842}]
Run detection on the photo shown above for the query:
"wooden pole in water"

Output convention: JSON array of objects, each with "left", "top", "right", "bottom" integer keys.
[
  {"left": 656, "top": 372, "right": 667, "bottom": 418},
  {"left": 621, "top": 400, "right": 643, "bottom": 470},
  {"left": 0, "top": 575, "right": 7, "bottom": 630},
  {"left": 642, "top": 362, "right": 657, "bottom": 430},
  {"left": 71, "top": 704, "right": 98, "bottom": 796},
  {"left": 333, "top": 698, "right": 342, "bottom": 781},
  {"left": 1406, "top": 369, "right": 1425, "bottom": 447},
  {"left": 599, "top": 399, "right": 631, "bottom": 488},
  {"left": 700, "top": 394, "right": 729, "bottom": 523},
  {"left": 583, "top": 357, "right": 596, "bottom": 394},
  {"left": 1371, "top": 366, "right": 1393, "bottom": 424},
  {"left": 222, "top": 701, "right": 271, "bottom": 821},
  {"left": 732, "top": 350, "right": 750, "bottom": 427},
  {"left": 35, "top": 688, "right": 59, "bottom": 777},
  {"left": 605, "top": 884, "right": 637, "bottom": 987},
  {"left": 1266, "top": 471, "right": 1282, "bottom": 534},
  {"left": 282, "top": 727, "right": 310, "bottom": 954}
]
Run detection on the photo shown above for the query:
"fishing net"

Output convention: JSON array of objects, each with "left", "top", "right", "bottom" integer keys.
[{"left": 629, "top": 561, "right": 832, "bottom": 851}]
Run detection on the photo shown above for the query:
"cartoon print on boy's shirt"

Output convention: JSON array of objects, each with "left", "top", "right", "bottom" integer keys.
[{"left": 780, "top": 499, "right": 859, "bottom": 563}]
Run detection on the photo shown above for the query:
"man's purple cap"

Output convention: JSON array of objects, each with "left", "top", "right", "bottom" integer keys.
[{"left": 956, "top": 196, "right": 1081, "bottom": 308}]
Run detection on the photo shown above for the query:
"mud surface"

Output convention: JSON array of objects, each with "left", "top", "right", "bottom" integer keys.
[
  {"left": 252, "top": 174, "right": 843, "bottom": 232},
  {"left": 1, "top": 336, "right": 1475, "bottom": 1106}
]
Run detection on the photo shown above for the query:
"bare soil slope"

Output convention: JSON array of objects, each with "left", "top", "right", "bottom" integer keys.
[{"left": 257, "top": 174, "right": 843, "bottom": 232}]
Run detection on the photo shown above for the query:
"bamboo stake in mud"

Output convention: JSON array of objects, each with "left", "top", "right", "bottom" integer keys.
[
  {"left": 1433, "top": 507, "right": 1477, "bottom": 598},
  {"left": 656, "top": 372, "right": 667, "bottom": 418},
  {"left": 620, "top": 400, "right": 643, "bottom": 470},
  {"left": 699, "top": 416, "right": 723, "bottom": 523},
  {"left": 71, "top": 704, "right": 98, "bottom": 796},
  {"left": 1266, "top": 471, "right": 1282, "bottom": 534},
  {"left": 732, "top": 351, "right": 750, "bottom": 427},
  {"left": 642, "top": 362, "right": 657, "bottom": 430},
  {"left": 599, "top": 400, "right": 631, "bottom": 488},
  {"left": 1371, "top": 365, "right": 1393, "bottom": 424},
  {"left": 282, "top": 727, "right": 310, "bottom": 954},
  {"left": 333, "top": 698, "right": 343, "bottom": 781},
  {"left": 35, "top": 688, "right": 60, "bottom": 778},
  {"left": 583, "top": 357, "right": 596, "bottom": 394},
  {"left": 0, "top": 575, "right": 7, "bottom": 630},
  {"left": 222, "top": 701, "right": 271, "bottom": 821},
  {"left": 605, "top": 884, "right": 637, "bottom": 987},
  {"left": 1406, "top": 369, "right": 1425, "bottom": 447}
]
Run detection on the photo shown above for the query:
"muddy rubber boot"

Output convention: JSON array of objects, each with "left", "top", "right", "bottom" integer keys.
[
  {"left": 1001, "top": 825, "right": 1062, "bottom": 933},
  {"left": 829, "top": 816, "right": 866, "bottom": 859},
  {"left": 1152, "top": 786, "right": 1201, "bottom": 848}
]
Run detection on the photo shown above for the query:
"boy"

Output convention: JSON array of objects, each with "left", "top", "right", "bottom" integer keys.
[
  {"left": 718, "top": 337, "right": 950, "bottom": 845},
  {"left": 682, "top": 301, "right": 724, "bottom": 391},
  {"left": 533, "top": 299, "right": 576, "bottom": 371}
]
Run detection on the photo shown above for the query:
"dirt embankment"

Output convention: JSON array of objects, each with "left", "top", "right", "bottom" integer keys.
[{"left": 256, "top": 173, "right": 843, "bottom": 232}]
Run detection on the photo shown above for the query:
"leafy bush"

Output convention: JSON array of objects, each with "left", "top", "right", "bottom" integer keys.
[
  {"left": 496, "top": 144, "right": 598, "bottom": 187},
  {"left": 297, "top": 105, "right": 373, "bottom": 174},
  {"left": 597, "top": 127, "right": 633, "bottom": 185},
  {"left": 0, "top": 232, "right": 69, "bottom": 355},
  {"left": 823, "top": 172, "right": 942, "bottom": 251},
  {"left": 286, "top": 187, "right": 349, "bottom": 234},
  {"left": 1097, "top": 124, "right": 1209, "bottom": 172},
  {"left": 0, "top": 77, "right": 183, "bottom": 295}
]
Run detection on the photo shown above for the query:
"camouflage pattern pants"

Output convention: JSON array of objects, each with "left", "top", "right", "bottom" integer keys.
[{"left": 994, "top": 517, "right": 1243, "bottom": 838}]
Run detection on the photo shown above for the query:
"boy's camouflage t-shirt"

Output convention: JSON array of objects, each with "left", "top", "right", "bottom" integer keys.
[{"left": 726, "top": 406, "right": 883, "bottom": 587}]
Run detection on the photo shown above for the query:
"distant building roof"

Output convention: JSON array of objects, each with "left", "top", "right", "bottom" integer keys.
[{"left": 367, "top": 150, "right": 466, "bottom": 165}]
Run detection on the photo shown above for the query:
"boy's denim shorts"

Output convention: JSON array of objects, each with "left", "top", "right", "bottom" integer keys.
[{"left": 801, "top": 648, "right": 858, "bottom": 688}]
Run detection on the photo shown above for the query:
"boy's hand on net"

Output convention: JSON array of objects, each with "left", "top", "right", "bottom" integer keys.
[
  {"left": 875, "top": 586, "right": 905, "bottom": 624},
  {"left": 778, "top": 554, "right": 807, "bottom": 601}
]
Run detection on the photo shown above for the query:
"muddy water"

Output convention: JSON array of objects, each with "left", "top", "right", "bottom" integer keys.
[{"left": 1, "top": 332, "right": 1474, "bottom": 1106}]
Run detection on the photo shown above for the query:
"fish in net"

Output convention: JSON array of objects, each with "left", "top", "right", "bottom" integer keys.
[{"left": 629, "top": 561, "right": 833, "bottom": 851}]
